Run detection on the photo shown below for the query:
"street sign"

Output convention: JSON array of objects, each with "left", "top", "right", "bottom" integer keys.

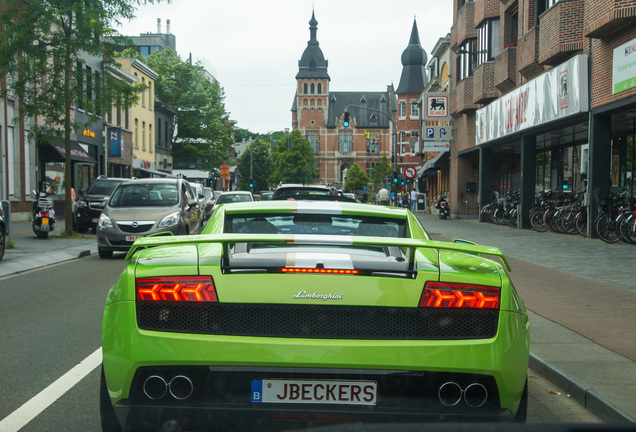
[
  {"left": 424, "top": 126, "right": 453, "bottom": 141},
  {"left": 220, "top": 163, "right": 230, "bottom": 179},
  {"left": 423, "top": 92, "right": 451, "bottom": 121},
  {"left": 403, "top": 165, "right": 417, "bottom": 179}
]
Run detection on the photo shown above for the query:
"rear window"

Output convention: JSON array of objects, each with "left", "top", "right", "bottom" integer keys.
[
  {"left": 86, "top": 180, "right": 124, "bottom": 196},
  {"left": 225, "top": 213, "right": 404, "bottom": 237},
  {"left": 217, "top": 193, "right": 252, "bottom": 204},
  {"left": 109, "top": 183, "right": 179, "bottom": 207}
]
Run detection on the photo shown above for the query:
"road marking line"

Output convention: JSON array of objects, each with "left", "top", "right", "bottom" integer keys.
[{"left": 0, "top": 347, "right": 102, "bottom": 432}]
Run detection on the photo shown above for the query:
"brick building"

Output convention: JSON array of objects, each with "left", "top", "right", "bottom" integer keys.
[
  {"left": 449, "top": 0, "right": 636, "bottom": 236},
  {"left": 291, "top": 12, "right": 422, "bottom": 194}
]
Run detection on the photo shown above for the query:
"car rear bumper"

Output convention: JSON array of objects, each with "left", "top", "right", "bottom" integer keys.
[{"left": 102, "top": 302, "right": 529, "bottom": 429}]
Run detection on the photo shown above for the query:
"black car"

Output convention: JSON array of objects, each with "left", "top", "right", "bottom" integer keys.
[
  {"left": 74, "top": 176, "right": 129, "bottom": 233},
  {"left": 272, "top": 184, "right": 357, "bottom": 202}
]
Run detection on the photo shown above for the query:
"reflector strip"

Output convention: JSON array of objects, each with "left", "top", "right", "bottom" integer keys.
[
  {"left": 420, "top": 282, "right": 499, "bottom": 309},
  {"left": 136, "top": 276, "right": 217, "bottom": 302},
  {"left": 281, "top": 268, "right": 359, "bottom": 275}
]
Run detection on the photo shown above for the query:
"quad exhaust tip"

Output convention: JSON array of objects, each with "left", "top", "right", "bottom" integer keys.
[
  {"left": 143, "top": 375, "right": 194, "bottom": 400},
  {"left": 143, "top": 375, "right": 168, "bottom": 400},
  {"left": 438, "top": 382, "right": 488, "bottom": 408}
]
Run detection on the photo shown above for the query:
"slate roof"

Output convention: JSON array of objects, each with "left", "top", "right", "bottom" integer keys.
[
  {"left": 326, "top": 91, "right": 393, "bottom": 129},
  {"left": 296, "top": 11, "right": 330, "bottom": 80},
  {"left": 396, "top": 20, "right": 428, "bottom": 94}
]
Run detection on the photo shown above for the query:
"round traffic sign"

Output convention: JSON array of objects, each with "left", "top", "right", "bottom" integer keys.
[{"left": 403, "top": 165, "right": 416, "bottom": 179}]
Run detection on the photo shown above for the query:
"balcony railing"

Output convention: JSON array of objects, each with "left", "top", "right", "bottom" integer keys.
[
  {"left": 538, "top": 0, "right": 585, "bottom": 66},
  {"left": 472, "top": 61, "right": 499, "bottom": 105},
  {"left": 494, "top": 46, "right": 517, "bottom": 93},
  {"left": 450, "top": 77, "right": 478, "bottom": 115},
  {"left": 451, "top": 1, "right": 476, "bottom": 51},
  {"left": 584, "top": 0, "right": 636, "bottom": 39},
  {"left": 517, "top": 27, "right": 543, "bottom": 80}
]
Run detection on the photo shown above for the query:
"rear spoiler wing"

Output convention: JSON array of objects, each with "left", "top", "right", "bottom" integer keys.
[{"left": 125, "top": 234, "right": 511, "bottom": 272}]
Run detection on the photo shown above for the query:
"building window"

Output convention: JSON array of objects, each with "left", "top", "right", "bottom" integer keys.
[
  {"left": 410, "top": 130, "right": 419, "bottom": 154},
  {"left": 142, "top": 121, "right": 146, "bottom": 150},
  {"left": 303, "top": 83, "right": 308, "bottom": 94},
  {"left": 149, "top": 124, "right": 153, "bottom": 152},
  {"left": 399, "top": 101, "right": 406, "bottom": 118},
  {"left": 410, "top": 101, "right": 419, "bottom": 118},
  {"left": 310, "top": 83, "right": 315, "bottom": 94},
  {"left": 125, "top": 108, "right": 129, "bottom": 130},
  {"left": 317, "top": 83, "right": 322, "bottom": 94},
  {"left": 367, "top": 133, "right": 380, "bottom": 153},
  {"left": 457, "top": 38, "right": 476, "bottom": 81},
  {"left": 148, "top": 82, "right": 153, "bottom": 111},
  {"left": 538, "top": 0, "right": 562, "bottom": 17},
  {"left": 338, "top": 133, "right": 352, "bottom": 153},
  {"left": 477, "top": 18, "right": 500, "bottom": 66},
  {"left": 134, "top": 119, "right": 138, "bottom": 148},
  {"left": 399, "top": 131, "right": 407, "bottom": 155},
  {"left": 141, "top": 77, "right": 146, "bottom": 106},
  {"left": 307, "top": 132, "right": 320, "bottom": 153}
]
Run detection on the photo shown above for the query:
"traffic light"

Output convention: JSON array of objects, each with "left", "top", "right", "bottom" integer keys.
[
  {"left": 343, "top": 112, "right": 350, "bottom": 128},
  {"left": 249, "top": 179, "right": 254, "bottom": 189}
]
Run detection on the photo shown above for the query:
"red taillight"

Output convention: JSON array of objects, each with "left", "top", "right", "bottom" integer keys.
[
  {"left": 136, "top": 276, "right": 217, "bottom": 302},
  {"left": 420, "top": 282, "right": 499, "bottom": 309},
  {"left": 281, "top": 268, "right": 359, "bottom": 275},
  {"left": 41, "top": 212, "right": 50, "bottom": 217}
]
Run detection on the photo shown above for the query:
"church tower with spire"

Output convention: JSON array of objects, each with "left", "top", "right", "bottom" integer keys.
[
  {"left": 292, "top": 11, "right": 330, "bottom": 134},
  {"left": 395, "top": 19, "right": 428, "bottom": 163}
]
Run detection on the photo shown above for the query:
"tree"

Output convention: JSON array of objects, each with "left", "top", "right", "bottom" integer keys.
[
  {"left": 0, "top": 0, "right": 153, "bottom": 234},
  {"left": 237, "top": 140, "right": 274, "bottom": 192},
  {"left": 145, "top": 48, "right": 234, "bottom": 174},
  {"left": 344, "top": 163, "right": 369, "bottom": 193},
  {"left": 270, "top": 129, "right": 318, "bottom": 185},
  {"left": 370, "top": 154, "right": 394, "bottom": 187}
]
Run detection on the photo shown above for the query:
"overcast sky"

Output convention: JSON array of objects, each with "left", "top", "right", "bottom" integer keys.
[{"left": 116, "top": 0, "right": 453, "bottom": 135}]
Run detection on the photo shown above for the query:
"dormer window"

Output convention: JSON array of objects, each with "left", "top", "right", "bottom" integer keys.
[{"left": 360, "top": 95, "right": 366, "bottom": 104}]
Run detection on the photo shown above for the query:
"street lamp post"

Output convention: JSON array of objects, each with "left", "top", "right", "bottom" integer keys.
[{"left": 344, "top": 104, "right": 399, "bottom": 206}]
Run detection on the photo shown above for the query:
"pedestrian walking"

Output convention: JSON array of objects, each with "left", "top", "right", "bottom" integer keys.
[
  {"left": 410, "top": 188, "right": 418, "bottom": 213},
  {"left": 376, "top": 187, "right": 389, "bottom": 205}
]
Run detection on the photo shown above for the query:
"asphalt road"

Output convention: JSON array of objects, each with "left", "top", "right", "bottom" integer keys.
[{"left": 0, "top": 254, "right": 599, "bottom": 431}]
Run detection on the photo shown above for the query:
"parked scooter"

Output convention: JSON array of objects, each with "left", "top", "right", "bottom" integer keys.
[
  {"left": 32, "top": 187, "right": 56, "bottom": 239},
  {"left": 435, "top": 193, "right": 450, "bottom": 220}
]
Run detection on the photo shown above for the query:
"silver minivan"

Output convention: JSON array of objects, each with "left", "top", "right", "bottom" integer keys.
[{"left": 97, "top": 178, "right": 202, "bottom": 258}]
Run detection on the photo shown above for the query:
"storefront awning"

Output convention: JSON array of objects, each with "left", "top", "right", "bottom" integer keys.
[
  {"left": 46, "top": 139, "right": 96, "bottom": 164},
  {"left": 417, "top": 151, "right": 449, "bottom": 176}
]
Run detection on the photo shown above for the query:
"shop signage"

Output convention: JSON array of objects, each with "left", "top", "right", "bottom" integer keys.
[
  {"left": 107, "top": 127, "right": 122, "bottom": 159},
  {"left": 83, "top": 129, "right": 95, "bottom": 138},
  {"left": 422, "top": 141, "right": 450, "bottom": 152},
  {"left": 612, "top": 37, "right": 636, "bottom": 94},
  {"left": 475, "top": 54, "right": 589, "bottom": 145},
  {"left": 422, "top": 93, "right": 451, "bottom": 121}
]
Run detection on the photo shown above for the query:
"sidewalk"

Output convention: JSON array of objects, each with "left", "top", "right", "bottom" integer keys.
[
  {"left": 1, "top": 214, "right": 635, "bottom": 422},
  {"left": 0, "top": 220, "right": 97, "bottom": 278},
  {"left": 415, "top": 211, "right": 636, "bottom": 423}
]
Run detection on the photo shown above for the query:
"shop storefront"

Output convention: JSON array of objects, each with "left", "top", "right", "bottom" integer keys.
[{"left": 474, "top": 54, "right": 591, "bottom": 230}]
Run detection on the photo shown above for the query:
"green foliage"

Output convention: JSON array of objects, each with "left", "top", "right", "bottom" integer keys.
[
  {"left": 370, "top": 154, "right": 394, "bottom": 187},
  {"left": 237, "top": 140, "right": 275, "bottom": 191},
  {"left": 0, "top": 0, "right": 160, "bottom": 234},
  {"left": 269, "top": 130, "right": 318, "bottom": 185},
  {"left": 344, "top": 163, "right": 369, "bottom": 192},
  {"left": 145, "top": 48, "right": 234, "bottom": 174}
]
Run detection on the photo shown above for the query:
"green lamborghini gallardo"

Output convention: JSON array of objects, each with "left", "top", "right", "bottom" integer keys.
[{"left": 101, "top": 200, "right": 529, "bottom": 431}]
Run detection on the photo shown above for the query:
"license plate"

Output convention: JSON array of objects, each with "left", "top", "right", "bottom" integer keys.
[
  {"left": 251, "top": 379, "right": 377, "bottom": 405},
  {"left": 91, "top": 218, "right": 99, "bottom": 223},
  {"left": 126, "top": 235, "right": 143, "bottom": 242},
  {"left": 42, "top": 218, "right": 49, "bottom": 225}
]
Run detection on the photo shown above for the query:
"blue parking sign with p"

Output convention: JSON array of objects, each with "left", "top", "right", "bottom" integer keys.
[{"left": 426, "top": 128, "right": 434, "bottom": 138}]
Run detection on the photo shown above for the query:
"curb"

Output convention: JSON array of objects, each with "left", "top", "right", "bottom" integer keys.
[{"left": 529, "top": 353, "right": 635, "bottom": 423}]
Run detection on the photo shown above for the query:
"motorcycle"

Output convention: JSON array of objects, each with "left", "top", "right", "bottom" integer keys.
[
  {"left": 435, "top": 194, "right": 450, "bottom": 220},
  {"left": 32, "top": 188, "right": 56, "bottom": 239}
]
